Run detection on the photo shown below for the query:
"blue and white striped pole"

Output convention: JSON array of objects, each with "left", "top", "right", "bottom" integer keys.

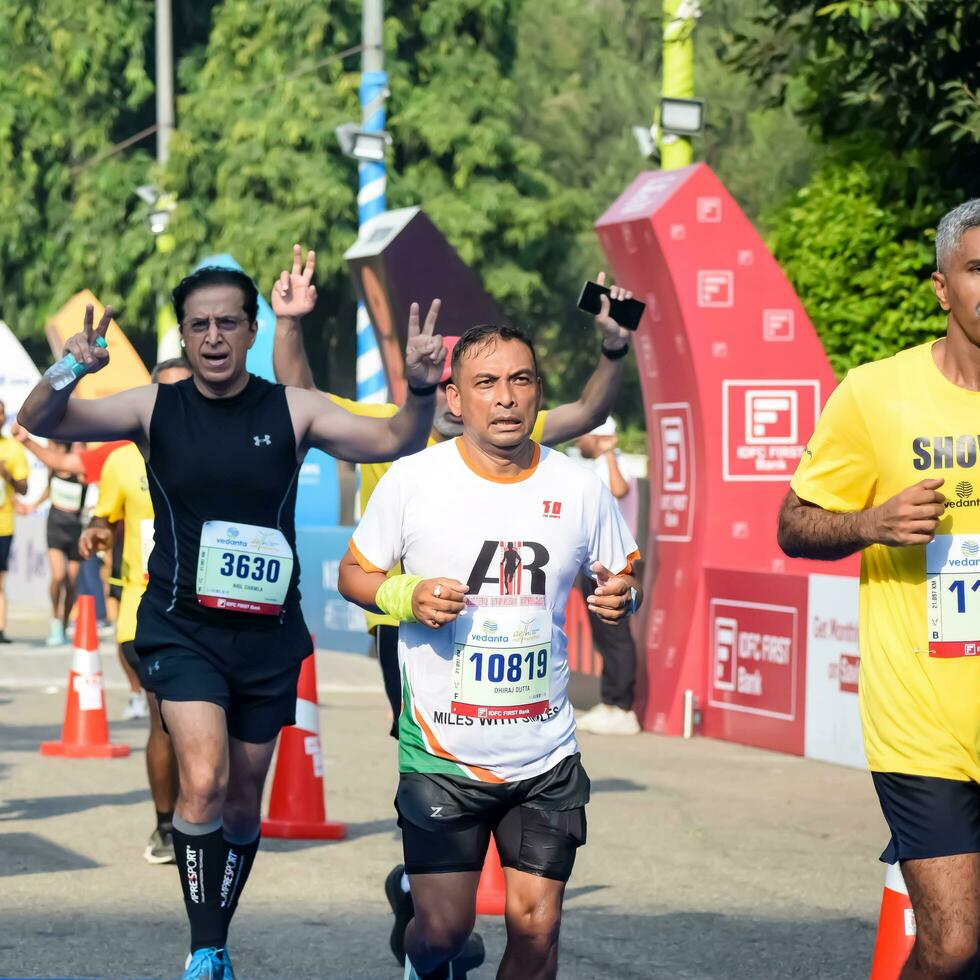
[{"left": 356, "top": 68, "right": 388, "bottom": 404}]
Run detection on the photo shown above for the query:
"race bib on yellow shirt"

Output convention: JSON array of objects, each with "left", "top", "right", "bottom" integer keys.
[
  {"left": 927, "top": 534, "right": 980, "bottom": 658},
  {"left": 451, "top": 596, "right": 551, "bottom": 719},
  {"left": 195, "top": 520, "right": 293, "bottom": 616}
]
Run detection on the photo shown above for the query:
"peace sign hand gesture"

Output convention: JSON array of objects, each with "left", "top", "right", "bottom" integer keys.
[
  {"left": 272, "top": 243, "right": 318, "bottom": 320},
  {"left": 404, "top": 299, "right": 446, "bottom": 389},
  {"left": 62, "top": 304, "right": 111, "bottom": 377}
]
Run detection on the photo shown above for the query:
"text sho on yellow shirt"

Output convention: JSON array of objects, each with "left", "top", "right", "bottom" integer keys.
[
  {"left": 93, "top": 442, "right": 154, "bottom": 645},
  {"left": 328, "top": 395, "right": 547, "bottom": 630},
  {"left": 792, "top": 341, "right": 980, "bottom": 782},
  {"left": 0, "top": 437, "right": 29, "bottom": 537}
]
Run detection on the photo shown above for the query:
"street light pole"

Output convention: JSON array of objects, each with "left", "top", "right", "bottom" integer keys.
[
  {"left": 356, "top": 0, "right": 389, "bottom": 403},
  {"left": 659, "top": 0, "right": 698, "bottom": 170},
  {"left": 155, "top": 0, "right": 175, "bottom": 165}
]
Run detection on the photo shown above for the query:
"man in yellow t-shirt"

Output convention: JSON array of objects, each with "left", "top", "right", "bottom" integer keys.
[
  {"left": 78, "top": 359, "right": 190, "bottom": 865},
  {"left": 273, "top": 270, "right": 635, "bottom": 737},
  {"left": 0, "top": 399, "right": 30, "bottom": 644},
  {"left": 778, "top": 200, "right": 980, "bottom": 977}
]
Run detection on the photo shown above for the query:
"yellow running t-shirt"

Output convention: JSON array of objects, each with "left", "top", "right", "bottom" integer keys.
[
  {"left": 328, "top": 394, "right": 548, "bottom": 631},
  {"left": 792, "top": 341, "right": 980, "bottom": 782},
  {"left": 0, "top": 437, "right": 29, "bottom": 537},
  {"left": 93, "top": 443, "right": 154, "bottom": 644}
]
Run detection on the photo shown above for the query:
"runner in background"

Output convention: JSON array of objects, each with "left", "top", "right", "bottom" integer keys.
[
  {"left": 339, "top": 324, "right": 642, "bottom": 980},
  {"left": 79, "top": 357, "right": 191, "bottom": 865},
  {"left": 0, "top": 399, "right": 30, "bottom": 643},
  {"left": 778, "top": 199, "right": 980, "bottom": 979},
  {"left": 18, "top": 441, "right": 90, "bottom": 646},
  {"left": 574, "top": 417, "right": 641, "bottom": 736},
  {"left": 272, "top": 250, "right": 635, "bottom": 736}
]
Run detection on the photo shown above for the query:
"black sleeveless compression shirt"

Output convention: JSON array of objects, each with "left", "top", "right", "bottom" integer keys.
[{"left": 142, "top": 375, "right": 303, "bottom": 628}]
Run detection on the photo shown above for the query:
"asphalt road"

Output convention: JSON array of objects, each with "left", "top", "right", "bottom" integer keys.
[{"left": 0, "top": 611, "right": 888, "bottom": 979}]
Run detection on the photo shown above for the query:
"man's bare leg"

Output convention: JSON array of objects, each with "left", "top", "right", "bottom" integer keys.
[
  {"left": 497, "top": 868, "right": 565, "bottom": 980},
  {"left": 901, "top": 852, "right": 980, "bottom": 979},
  {"left": 404, "top": 871, "right": 481, "bottom": 974}
]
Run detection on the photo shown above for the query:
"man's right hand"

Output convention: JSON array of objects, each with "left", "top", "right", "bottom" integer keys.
[
  {"left": 61, "top": 304, "right": 111, "bottom": 376},
  {"left": 79, "top": 526, "right": 113, "bottom": 560},
  {"left": 9, "top": 422, "right": 28, "bottom": 443},
  {"left": 867, "top": 478, "right": 945, "bottom": 547},
  {"left": 412, "top": 578, "right": 469, "bottom": 630}
]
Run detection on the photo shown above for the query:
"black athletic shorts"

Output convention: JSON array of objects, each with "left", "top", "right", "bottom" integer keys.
[
  {"left": 396, "top": 753, "right": 590, "bottom": 882},
  {"left": 873, "top": 772, "right": 980, "bottom": 863},
  {"left": 375, "top": 624, "right": 401, "bottom": 739},
  {"left": 0, "top": 535, "right": 11, "bottom": 573},
  {"left": 47, "top": 510, "right": 83, "bottom": 561},
  {"left": 134, "top": 598, "right": 312, "bottom": 744},
  {"left": 120, "top": 640, "right": 139, "bottom": 672}
]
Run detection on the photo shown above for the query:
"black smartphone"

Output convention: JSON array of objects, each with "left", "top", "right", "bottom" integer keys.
[{"left": 576, "top": 281, "right": 645, "bottom": 331}]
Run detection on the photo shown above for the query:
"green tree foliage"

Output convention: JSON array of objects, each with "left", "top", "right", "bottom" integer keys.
[
  {"left": 767, "top": 153, "right": 946, "bottom": 377},
  {"left": 0, "top": 0, "right": 157, "bottom": 358}
]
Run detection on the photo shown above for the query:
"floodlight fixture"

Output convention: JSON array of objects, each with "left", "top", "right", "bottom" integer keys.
[
  {"left": 659, "top": 97, "right": 705, "bottom": 136},
  {"left": 335, "top": 123, "right": 392, "bottom": 163}
]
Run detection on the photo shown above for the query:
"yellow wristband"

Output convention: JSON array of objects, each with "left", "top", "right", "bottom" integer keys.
[{"left": 375, "top": 574, "right": 422, "bottom": 623}]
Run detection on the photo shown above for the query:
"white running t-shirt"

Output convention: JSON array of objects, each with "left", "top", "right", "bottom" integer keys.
[{"left": 351, "top": 438, "right": 640, "bottom": 783}]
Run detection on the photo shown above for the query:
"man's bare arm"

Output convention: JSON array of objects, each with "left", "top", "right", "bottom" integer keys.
[
  {"left": 541, "top": 353, "right": 625, "bottom": 446},
  {"left": 273, "top": 315, "right": 316, "bottom": 390},
  {"left": 777, "top": 479, "right": 945, "bottom": 560},
  {"left": 10, "top": 425, "right": 86, "bottom": 476}
]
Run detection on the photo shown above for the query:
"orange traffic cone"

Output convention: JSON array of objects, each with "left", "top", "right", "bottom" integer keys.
[
  {"left": 261, "top": 651, "right": 346, "bottom": 839},
  {"left": 870, "top": 862, "right": 916, "bottom": 979},
  {"left": 475, "top": 837, "right": 507, "bottom": 915},
  {"left": 40, "top": 595, "right": 130, "bottom": 759}
]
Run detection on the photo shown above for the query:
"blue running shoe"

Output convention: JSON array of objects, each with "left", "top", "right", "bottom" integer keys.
[
  {"left": 218, "top": 947, "right": 236, "bottom": 980},
  {"left": 182, "top": 946, "right": 224, "bottom": 979}
]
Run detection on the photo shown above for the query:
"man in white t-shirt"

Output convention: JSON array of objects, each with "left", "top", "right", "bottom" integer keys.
[{"left": 339, "top": 324, "right": 642, "bottom": 980}]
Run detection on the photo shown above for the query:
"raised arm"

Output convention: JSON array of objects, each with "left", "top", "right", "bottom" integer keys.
[
  {"left": 271, "top": 244, "right": 317, "bottom": 390},
  {"left": 10, "top": 423, "right": 86, "bottom": 476},
  {"left": 777, "top": 480, "right": 945, "bottom": 561},
  {"left": 541, "top": 272, "right": 632, "bottom": 446},
  {"left": 287, "top": 299, "right": 443, "bottom": 462},
  {"left": 17, "top": 305, "right": 154, "bottom": 444}
]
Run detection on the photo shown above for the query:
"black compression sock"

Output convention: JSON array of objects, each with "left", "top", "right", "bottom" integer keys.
[
  {"left": 220, "top": 827, "right": 260, "bottom": 930},
  {"left": 172, "top": 816, "right": 228, "bottom": 951}
]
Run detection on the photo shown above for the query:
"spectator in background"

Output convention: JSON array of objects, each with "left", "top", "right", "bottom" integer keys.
[
  {"left": 575, "top": 418, "right": 642, "bottom": 735},
  {"left": 0, "top": 399, "right": 30, "bottom": 643},
  {"left": 19, "top": 442, "right": 90, "bottom": 646}
]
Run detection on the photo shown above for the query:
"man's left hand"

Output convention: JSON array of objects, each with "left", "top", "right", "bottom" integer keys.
[
  {"left": 586, "top": 561, "right": 631, "bottom": 625},
  {"left": 594, "top": 271, "right": 633, "bottom": 351},
  {"left": 404, "top": 299, "right": 445, "bottom": 389}
]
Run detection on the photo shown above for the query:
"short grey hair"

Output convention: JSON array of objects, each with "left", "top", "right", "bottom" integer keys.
[
  {"left": 936, "top": 199, "right": 980, "bottom": 272},
  {"left": 151, "top": 357, "right": 190, "bottom": 382}
]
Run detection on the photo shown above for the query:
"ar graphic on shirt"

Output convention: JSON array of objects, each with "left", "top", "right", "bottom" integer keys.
[{"left": 466, "top": 540, "right": 550, "bottom": 596}]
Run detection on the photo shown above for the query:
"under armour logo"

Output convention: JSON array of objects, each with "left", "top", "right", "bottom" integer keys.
[
  {"left": 429, "top": 806, "right": 444, "bottom": 817},
  {"left": 253, "top": 434, "right": 271, "bottom": 447},
  {"left": 147, "top": 660, "right": 160, "bottom": 675}
]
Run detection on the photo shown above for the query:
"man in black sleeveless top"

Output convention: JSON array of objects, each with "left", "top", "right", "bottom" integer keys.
[{"left": 18, "top": 247, "right": 445, "bottom": 980}]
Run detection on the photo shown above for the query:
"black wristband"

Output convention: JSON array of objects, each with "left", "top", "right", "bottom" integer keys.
[
  {"left": 408, "top": 382, "right": 438, "bottom": 397},
  {"left": 601, "top": 343, "right": 630, "bottom": 360}
]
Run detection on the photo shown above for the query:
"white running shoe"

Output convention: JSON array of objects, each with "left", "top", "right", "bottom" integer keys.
[
  {"left": 579, "top": 705, "right": 641, "bottom": 735},
  {"left": 122, "top": 692, "right": 149, "bottom": 720},
  {"left": 576, "top": 702, "right": 616, "bottom": 733}
]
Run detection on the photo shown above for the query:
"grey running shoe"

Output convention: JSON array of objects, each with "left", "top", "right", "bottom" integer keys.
[{"left": 144, "top": 826, "right": 175, "bottom": 864}]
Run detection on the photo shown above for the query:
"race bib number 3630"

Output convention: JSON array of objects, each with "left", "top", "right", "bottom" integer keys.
[
  {"left": 196, "top": 520, "right": 293, "bottom": 616},
  {"left": 451, "top": 597, "right": 551, "bottom": 719},
  {"left": 927, "top": 534, "right": 980, "bottom": 658}
]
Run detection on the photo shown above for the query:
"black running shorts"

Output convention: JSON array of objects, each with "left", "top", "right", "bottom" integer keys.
[
  {"left": 0, "top": 535, "right": 11, "bottom": 573},
  {"left": 46, "top": 510, "right": 83, "bottom": 561},
  {"left": 135, "top": 599, "right": 311, "bottom": 744},
  {"left": 872, "top": 772, "right": 980, "bottom": 863},
  {"left": 396, "top": 753, "right": 590, "bottom": 881}
]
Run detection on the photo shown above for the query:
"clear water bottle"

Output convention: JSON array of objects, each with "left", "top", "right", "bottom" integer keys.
[{"left": 43, "top": 336, "right": 108, "bottom": 391}]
